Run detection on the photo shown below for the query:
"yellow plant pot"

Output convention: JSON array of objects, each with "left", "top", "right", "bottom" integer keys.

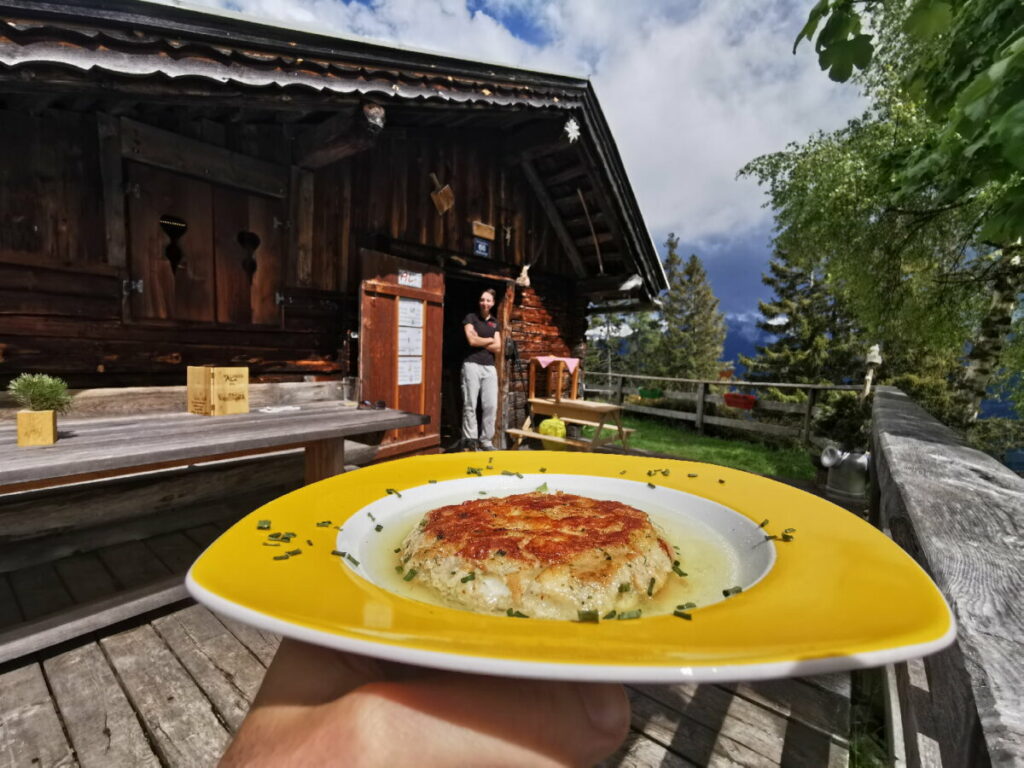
[{"left": 17, "top": 409, "right": 57, "bottom": 446}]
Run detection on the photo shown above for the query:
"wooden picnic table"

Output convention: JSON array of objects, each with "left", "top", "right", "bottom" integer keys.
[
  {"left": 0, "top": 401, "right": 428, "bottom": 494},
  {"left": 508, "top": 397, "right": 632, "bottom": 450},
  {"left": 0, "top": 402, "right": 427, "bottom": 663}
]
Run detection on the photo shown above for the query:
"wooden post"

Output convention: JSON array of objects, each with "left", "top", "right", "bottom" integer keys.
[
  {"left": 615, "top": 375, "right": 625, "bottom": 405},
  {"left": 305, "top": 438, "right": 346, "bottom": 484},
  {"left": 528, "top": 359, "right": 537, "bottom": 400},
  {"left": 695, "top": 381, "right": 707, "bottom": 434},
  {"left": 569, "top": 365, "right": 580, "bottom": 401},
  {"left": 554, "top": 361, "right": 565, "bottom": 404},
  {"left": 801, "top": 388, "right": 818, "bottom": 444},
  {"left": 96, "top": 114, "right": 127, "bottom": 269}
]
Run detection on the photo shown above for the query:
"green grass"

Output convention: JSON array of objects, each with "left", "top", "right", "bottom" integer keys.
[{"left": 584, "top": 414, "right": 816, "bottom": 482}]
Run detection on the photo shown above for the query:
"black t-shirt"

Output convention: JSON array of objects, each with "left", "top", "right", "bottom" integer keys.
[{"left": 463, "top": 312, "right": 500, "bottom": 366}]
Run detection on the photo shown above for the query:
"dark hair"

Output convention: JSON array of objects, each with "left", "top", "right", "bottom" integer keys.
[{"left": 481, "top": 288, "right": 497, "bottom": 300}]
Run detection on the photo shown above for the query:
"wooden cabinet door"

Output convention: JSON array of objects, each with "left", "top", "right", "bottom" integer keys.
[
  {"left": 359, "top": 249, "right": 443, "bottom": 454},
  {"left": 125, "top": 162, "right": 215, "bottom": 323}
]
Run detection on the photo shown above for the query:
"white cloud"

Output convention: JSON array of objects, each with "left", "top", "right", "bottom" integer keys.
[{"left": 168, "top": 0, "right": 863, "bottom": 253}]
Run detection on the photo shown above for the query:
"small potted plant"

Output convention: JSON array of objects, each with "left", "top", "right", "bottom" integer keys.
[{"left": 7, "top": 373, "right": 73, "bottom": 447}]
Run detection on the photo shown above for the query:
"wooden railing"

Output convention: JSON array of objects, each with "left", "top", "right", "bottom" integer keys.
[
  {"left": 584, "top": 371, "right": 860, "bottom": 442},
  {"left": 871, "top": 386, "right": 1024, "bottom": 766}
]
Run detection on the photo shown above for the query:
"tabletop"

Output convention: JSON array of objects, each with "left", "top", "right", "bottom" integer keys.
[{"left": 0, "top": 402, "right": 427, "bottom": 492}]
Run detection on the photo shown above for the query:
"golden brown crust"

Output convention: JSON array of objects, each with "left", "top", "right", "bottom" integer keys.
[{"left": 419, "top": 492, "right": 666, "bottom": 564}]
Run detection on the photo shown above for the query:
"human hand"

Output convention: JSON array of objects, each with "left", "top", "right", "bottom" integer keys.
[{"left": 222, "top": 638, "right": 629, "bottom": 767}]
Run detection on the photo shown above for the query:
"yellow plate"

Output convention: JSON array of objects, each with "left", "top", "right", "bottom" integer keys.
[{"left": 187, "top": 452, "right": 954, "bottom": 682}]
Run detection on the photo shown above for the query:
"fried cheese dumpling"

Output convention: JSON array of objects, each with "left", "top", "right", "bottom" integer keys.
[{"left": 398, "top": 491, "right": 674, "bottom": 619}]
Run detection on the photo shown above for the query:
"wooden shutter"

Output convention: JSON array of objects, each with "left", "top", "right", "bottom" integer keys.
[
  {"left": 359, "top": 249, "right": 443, "bottom": 454},
  {"left": 213, "top": 189, "right": 285, "bottom": 326},
  {"left": 125, "top": 162, "right": 215, "bottom": 323}
]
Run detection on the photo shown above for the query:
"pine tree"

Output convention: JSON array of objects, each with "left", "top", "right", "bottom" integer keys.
[
  {"left": 739, "top": 252, "right": 861, "bottom": 384},
  {"left": 654, "top": 236, "right": 726, "bottom": 379}
]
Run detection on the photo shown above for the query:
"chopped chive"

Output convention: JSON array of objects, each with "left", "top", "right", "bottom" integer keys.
[
  {"left": 262, "top": 542, "right": 281, "bottom": 547},
  {"left": 617, "top": 610, "right": 642, "bottom": 620},
  {"left": 783, "top": 528, "right": 796, "bottom": 534},
  {"left": 403, "top": 553, "right": 412, "bottom": 563},
  {"left": 672, "top": 564, "right": 688, "bottom": 577},
  {"left": 374, "top": 524, "right": 383, "bottom": 532},
  {"left": 273, "top": 554, "right": 290, "bottom": 561},
  {"left": 764, "top": 534, "right": 778, "bottom": 541},
  {"left": 285, "top": 532, "right": 296, "bottom": 538},
  {"left": 618, "top": 470, "right": 627, "bottom": 475},
  {"left": 647, "top": 577, "right": 656, "bottom": 597},
  {"left": 673, "top": 545, "right": 681, "bottom": 552},
  {"left": 315, "top": 520, "right": 332, "bottom": 527},
  {"left": 603, "top": 610, "right": 617, "bottom": 619},
  {"left": 496, "top": 549, "right": 507, "bottom": 556},
  {"left": 758, "top": 519, "right": 769, "bottom": 528},
  {"left": 467, "top": 467, "right": 483, "bottom": 476},
  {"left": 647, "top": 482, "right": 656, "bottom": 489},
  {"left": 428, "top": 479, "right": 437, "bottom": 484},
  {"left": 268, "top": 532, "right": 282, "bottom": 540},
  {"left": 346, "top": 554, "right": 360, "bottom": 566},
  {"left": 677, "top": 602, "right": 697, "bottom": 610},
  {"left": 478, "top": 491, "right": 488, "bottom": 495},
  {"left": 460, "top": 572, "right": 476, "bottom": 583},
  {"left": 618, "top": 583, "right": 631, "bottom": 593},
  {"left": 781, "top": 533, "right": 794, "bottom": 542},
  {"left": 306, "top": 539, "right": 313, "bottom": 546},
  {"left": 335, "top": 526, "right": 344, "bottom": 531},
  {"left": 718, "top": 479, "right": 725, "bottom": 484},
  {"left": 385, "top": 488, "right": 402, "bottom": 498},
  {"left": 257, "top": 520, "right": 270, "bottom": 530},
  {"left": 722, "top": 586, "right": 742, "bottom": 598},
  {"left": 403, "top": 568, "right": 418, "bottom": 582},
  {"left": 395, "top": 565, "right": 404, "bottom": 574},
  {"left": 687, "top": 473, "right": 698, "bottom": 478},
  {"left": 673, "top": 610, "right": 692, "bottom": 620},
  {"left": 577, "top": 610, "right": 600, "bottom": 623},
  {"left": 501, "top": 470, "right": 516, "bottom": 476},
  {"left": 539, "top": 467, "right": 548, "bottom": 473},
  {"left": 661, "top": 469, "right": 670, "bottom": 476},
  {"left": 393, "top": 548, "right": 401, "bottom": 553},
  {"left": 646, "top": 470, "right": 656, "bottom": 477},
  {"left": 367, "top": 512, "right": 376, "bottom": 522},
  {"left": 286, "top": 548, "right": 302, "bottom": 556},
  {"left": 506, "top": 608, "right": 529, "bottom": 618},
  {"left": 535, "top": 482, "right": 549, "bottom": 492},
  {"left": 330, "top": 549, "right": 345, "bottom": 557}
]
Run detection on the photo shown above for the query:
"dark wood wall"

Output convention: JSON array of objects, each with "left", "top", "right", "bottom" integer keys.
[{"left": 0, "top": 110, "right": 587, "bottom": 398}]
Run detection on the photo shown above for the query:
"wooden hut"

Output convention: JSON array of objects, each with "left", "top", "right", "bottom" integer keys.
[{"left": 0, "top": 0, "right": 666, "bottom": 456}]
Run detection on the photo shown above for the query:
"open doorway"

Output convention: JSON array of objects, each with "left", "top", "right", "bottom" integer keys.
[{"left": 441, "top": 274, "right": 505, "bottom": 450}]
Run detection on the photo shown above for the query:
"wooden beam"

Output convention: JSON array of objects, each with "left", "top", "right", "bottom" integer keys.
[
  {"left": 119, "top": 117, "right": 289, "bottom": 198},
  {"left": 0, "top": 576, "right": 187, "bottom": 665},
  {"left": 545, "top": 163, "right": 588, "bottom": 186},
  {"left": 294, "top": 103, "right": 385, "bottom": 170},
  {"left": 96, "top": 114, "right": 127, "bottom": 269},
  {"left": 290, "top": 167, "right": 315, "bottom": 286},
  {"left": 521, "top": 159, "right": 587, "bottom": 278},
  {"left": 575, "top": 231, "right": 615, "bottom": 248}
]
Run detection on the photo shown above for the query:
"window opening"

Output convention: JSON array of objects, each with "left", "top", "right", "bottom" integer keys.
[
  {"left": 237, "top": 230, "right": 261, "bottom": 283},
  {"left": 159, "top": 215, "right": 188, "bottom": 273}
]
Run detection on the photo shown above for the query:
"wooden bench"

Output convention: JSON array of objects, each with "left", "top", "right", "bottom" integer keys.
[
  {"left": 504, "top": 428, "right": 594, "bottom": 450},
  {"left": 510, "top": 397, "right": 631, "bottom": 451}
]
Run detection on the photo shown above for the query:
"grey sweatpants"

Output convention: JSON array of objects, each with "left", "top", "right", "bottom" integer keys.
[{"left": 461, "top": 361, "right": 498, "bottom": 444}]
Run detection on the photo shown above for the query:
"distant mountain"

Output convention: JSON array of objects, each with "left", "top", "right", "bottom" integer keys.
[{"left": 721, "top": 313, "right": 773, "bottom": 376}]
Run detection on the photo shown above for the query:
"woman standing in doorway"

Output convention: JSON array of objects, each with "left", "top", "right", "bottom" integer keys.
[{"left": 462, "top": 288, "right": 501, "bottom": 451}]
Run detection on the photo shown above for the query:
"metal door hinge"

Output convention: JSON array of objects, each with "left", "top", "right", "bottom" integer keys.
[{"left": 122, "top": 279, "right": 143, "bottom": 296}]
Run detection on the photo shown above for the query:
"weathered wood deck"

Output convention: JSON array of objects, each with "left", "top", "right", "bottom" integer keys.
[{"left": 1, "top": 594, "right": 852, "bottom": 767}]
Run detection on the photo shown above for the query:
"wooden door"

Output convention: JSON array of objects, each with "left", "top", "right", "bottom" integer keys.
[
  {"left": 126, "top": 162, "right": 215, "bottom": 323},
  {"left": 359, "top": 249, "right": 443, "bottom": 454}
]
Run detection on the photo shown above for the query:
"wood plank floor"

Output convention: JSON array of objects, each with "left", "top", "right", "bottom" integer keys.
[{"left": 0, "top": 601, "right": 851, "bottom": 767}]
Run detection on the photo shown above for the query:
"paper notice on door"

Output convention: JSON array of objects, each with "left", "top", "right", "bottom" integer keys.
[
  {"left": 398, "top": 326, "right": 423, "bottom": 356},
  {"left": 398, "top": 269, "right": 423, "bottom": 288},
  {"left": 398, "top": 357, "right": 422, "bottom": 386},
  {"left": 398, "top": 297, "right": 423, "bottom": 328}
]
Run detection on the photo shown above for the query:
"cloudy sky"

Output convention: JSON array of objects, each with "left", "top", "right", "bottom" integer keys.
[{"left": 166, "top": 0, "right": 863, "bottom": 316}]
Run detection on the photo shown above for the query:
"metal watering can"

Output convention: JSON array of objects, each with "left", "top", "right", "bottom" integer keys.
[{"left": 821, "top": 446, "right": 870, "bottom": 503}]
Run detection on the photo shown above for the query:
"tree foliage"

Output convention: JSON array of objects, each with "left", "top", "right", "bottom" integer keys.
[
  {"left": 653, "top": 236, "right": 727, "bottom": 380},
  {"left": 743, "top": 0, "right": 1023, "bottom": 425},
  {"left": 740, "top": 251, "right": 862, "bottom": 385}
]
